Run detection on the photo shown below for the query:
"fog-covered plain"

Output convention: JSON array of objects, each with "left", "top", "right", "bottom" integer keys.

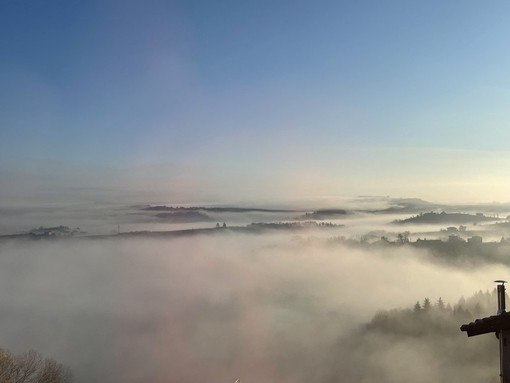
[{"left": 0, "top": 223, "right": 508, "bottom": 382}]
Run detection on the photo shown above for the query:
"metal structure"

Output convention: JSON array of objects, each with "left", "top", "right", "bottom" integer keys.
[{"left": 461, "top": 280, "right": 510, "bottom": 383}]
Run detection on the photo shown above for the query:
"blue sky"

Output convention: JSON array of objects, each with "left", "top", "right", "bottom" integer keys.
[{"left": 2, "top": 0, "right": 510, "bottom": 203}]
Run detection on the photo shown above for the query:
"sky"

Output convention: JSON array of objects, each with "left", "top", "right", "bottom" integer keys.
[{"left": 2, "top": 0, "right": 510, "bottom": 204}]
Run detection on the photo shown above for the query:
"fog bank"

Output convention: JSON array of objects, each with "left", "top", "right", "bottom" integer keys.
[{"left": 0, "top": 233, "right": 505, "bottom": 382}]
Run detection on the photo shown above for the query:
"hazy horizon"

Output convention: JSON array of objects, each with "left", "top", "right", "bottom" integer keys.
[{"left": 2, "top": 1, "right": 510, "bottom": 204}]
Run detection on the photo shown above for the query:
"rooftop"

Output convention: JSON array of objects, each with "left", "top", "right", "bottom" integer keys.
[{"left": 460, "top": 312, "right": 510, "bottom": 337}]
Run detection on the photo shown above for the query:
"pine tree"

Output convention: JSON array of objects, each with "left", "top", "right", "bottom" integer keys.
[
  {"left": 437, "top": 297, "right": 445, "bottom": 311},
  {"left": 423, "top": 298, "right": 431, "bottom": 311}
]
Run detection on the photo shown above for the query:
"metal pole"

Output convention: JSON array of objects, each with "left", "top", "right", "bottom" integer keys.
[
  {"left": 498, "top": 283, "right": 507, "bottom": 315},
  {"left": 500, "top": 329, "right": 510, "bottom": 383},
  {"left": 496, "top": 281, "right": 509, "bottom": 383}
]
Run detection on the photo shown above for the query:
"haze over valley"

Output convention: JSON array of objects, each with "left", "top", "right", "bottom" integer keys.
[{"left": 3, "top": 1, "right": 510, "bottom": 382}]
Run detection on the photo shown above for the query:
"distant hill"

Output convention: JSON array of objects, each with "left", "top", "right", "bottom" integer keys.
[
  {"left": 371, "top": 198, "right": 444, "bottom": 214},
  {"left": 371, "top": 197, "right": 510, "bottom": 215},
  {"left": 297, "top": 209, "right": 349, "bottom": 220},
  {"left": 142, "top": 205, "right": 297, "bottom": 213},
  {"left": 394, "top": 211, "right": 498, "bottom": 224}
]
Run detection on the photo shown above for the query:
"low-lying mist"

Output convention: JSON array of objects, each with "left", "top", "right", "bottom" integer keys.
[{"left": 0, "top": 232, "right": 505, "bottom": 382}]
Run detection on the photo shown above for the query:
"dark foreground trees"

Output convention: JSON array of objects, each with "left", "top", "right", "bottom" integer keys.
[{"left": 0, "top": 348, "right": 72, "bottom": 383}]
